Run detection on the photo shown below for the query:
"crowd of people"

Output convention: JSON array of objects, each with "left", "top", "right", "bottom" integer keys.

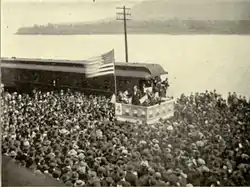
[{"left": 1, "top": 88, "right": 250, "bottom": 187}]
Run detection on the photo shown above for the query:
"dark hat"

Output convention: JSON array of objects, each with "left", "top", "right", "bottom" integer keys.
[
  {"left": 97, "top": 166, "right": 106, "bottom": 174},
  {"left": 107, "top": 147, "right": 113, "bottom": 153},
  {"left": 50, "top": 162, "right": 57, "bottom": 168},
  {"left": 53, "top": 145, "right": 60, "bottom": 151},
  {"left": 131, "top": 152, "right": 138, "bottom": 159},
  {"left": 126, "top": 165, "right": 134, "bottom": 171},
  {"left": 52, "top": 169, "right": 61, "bottom": 178},
  {"left": 65, "top": 180, "right": 73, "bottom": 186},
  {"left": 56, "top": 158, "right": 63, "bottom": 166},
  {"left": 61, "top": 174, "right": 71, "bottom": 182},
  {"left": 117, "top": 160, "right": 124, "bottom": 166}
]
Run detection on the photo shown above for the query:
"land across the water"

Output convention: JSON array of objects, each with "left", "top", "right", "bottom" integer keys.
[
  {"left": 15, "top": 0, "right": 250, "bottom": 35},
  {"left": 16, "top": 20, "right": 250, "bottom": 35}
]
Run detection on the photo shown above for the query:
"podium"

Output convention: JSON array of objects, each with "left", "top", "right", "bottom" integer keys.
[{"left": 115, "top": 98, "right": 175, "bottom": 124}]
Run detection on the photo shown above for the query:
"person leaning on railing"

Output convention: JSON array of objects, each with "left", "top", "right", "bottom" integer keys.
[
  {"left": 162, "top": 77, "right": 169, "bottom": 89},
  {"left": 140, "top": 90, "right": 161, "bottom": 106},
  {"left": 116, "top": 90, "right": 130, "bottom": 104},
  {"left": 122, "top": 90, "right": 130, "bottom": 104},
  {"left": 117, "top": 91, "right": 123, "bottom": 103},
  {"left": 140, "top": 90, "right": 152, "bottom": 107}
]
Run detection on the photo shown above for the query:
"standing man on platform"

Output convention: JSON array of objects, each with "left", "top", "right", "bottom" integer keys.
[{"left": 132, "top": 86, "right": 142, "bottom": 105}]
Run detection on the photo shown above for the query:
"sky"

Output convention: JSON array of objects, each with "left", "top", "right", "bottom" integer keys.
[
  {"left": 3, "top": 0, "right": 250, "bottom": 2},
  {"left": 2, "top": 0, "right": 141, "bottom": 3}
]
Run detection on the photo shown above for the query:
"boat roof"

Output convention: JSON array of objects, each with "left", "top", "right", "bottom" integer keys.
[
  {"left": 116, "top": 62, "right": 167, "bottom": 78},
  {"left": 1, "top": 57, "right": 86, "bottom": 64},
  {"left": 1, "top": 57, "right": 167, "bottom": 78}
]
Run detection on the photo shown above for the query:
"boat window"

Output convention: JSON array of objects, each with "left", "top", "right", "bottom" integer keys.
[
  {"left": 75, "top": 74, "right": 81, "bottom": 86},
  {"left": 104, "top": 80, "right": 109, "bottom": 89},
  {"left": 65, "top": 74, "right": 69, "bottom": 83},
  {"left": 82, "top": 78, "right": 87, "bottom": 87},
  {"left": 2, "top": 68, "right": 10, "bottom": 76},
  {"left": 40, "top": 72, "right": 44, "bottom": 81},
  {"left": 140, "top": 80, "right": 152, "bottom": 87},
  {"left": 21, "top": 70, "right": 29, "bottom": 80},
  {"left": 119, "top": 80, "right": 123, "bottom": 87},
  {"left": 2, "top": 68, "right": 15, "bottom": 80},
  {"left": 34, "top": 71, "right": 39, "bottom": 82}
]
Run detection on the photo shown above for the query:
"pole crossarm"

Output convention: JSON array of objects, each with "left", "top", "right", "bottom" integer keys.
[
  {"left": 116, "top": 7, "right": 131, "bottom": 10},
  {"left": 116, "top": 18, "right": 132, "bottom": 21},
  {"left": 116, "top": 12, "right": 131, "bottom": 16}
]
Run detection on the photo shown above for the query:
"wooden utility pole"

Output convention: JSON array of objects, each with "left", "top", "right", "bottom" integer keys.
[{"left": 116, "top": 6, "right": 131, "bottom": 63}]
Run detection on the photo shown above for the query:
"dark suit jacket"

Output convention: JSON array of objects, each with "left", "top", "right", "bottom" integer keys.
[
  {"left": 125, "top": 172, "right": 138, "bottom": 186},
  {"left": 131, "top": 90, "right": 142, "bottom": 105}
]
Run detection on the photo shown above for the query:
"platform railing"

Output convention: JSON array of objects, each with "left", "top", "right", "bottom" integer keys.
[{"left": 115, "top": 98, "right": 175, "bottom": 124}]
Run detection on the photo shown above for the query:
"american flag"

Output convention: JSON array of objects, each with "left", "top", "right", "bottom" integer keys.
[{"left": 85, "top": 49, "right": 115, "bottom": 78}]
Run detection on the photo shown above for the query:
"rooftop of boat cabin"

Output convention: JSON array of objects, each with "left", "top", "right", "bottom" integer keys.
[{"left": 1, "top": 57, "right": 168, "bottom": 78}]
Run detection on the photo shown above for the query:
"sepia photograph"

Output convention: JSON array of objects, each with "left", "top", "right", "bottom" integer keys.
[{"left": 1, "top": 0, "right": 250, "bottom": 186}]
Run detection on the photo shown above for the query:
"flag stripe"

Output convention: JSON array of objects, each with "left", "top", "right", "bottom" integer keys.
[
  {"left": 87, "top": 67, "right": 115, "bottom": 74},
  {"left": 85, "top": 49, "right": 115, "bottom": 78},
  {"left": 87, "top": 70, "right": 115, "bottom": 78},
  {"left": 86, "top": 67, "right": 114, "bottom": 74},
  {"left": 100, "top": 64, "right": 114, "bottom": 68},
  {"left": 85, "top": 64, "right": 114, "bottom": 72}
]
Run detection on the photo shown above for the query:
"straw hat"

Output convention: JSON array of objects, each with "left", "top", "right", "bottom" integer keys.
[
  {"left": 197, "top": 158, "right": 206, "bottom": 165},
  {"left": 167, "top": 125, "right": 173, "bottom": 131},
  {"left": 23, "top": 140, "right": 30, "bottom": 146}
]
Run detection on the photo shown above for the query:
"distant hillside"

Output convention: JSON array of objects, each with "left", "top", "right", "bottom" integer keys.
[
  {"left": 16, "top": 20, "right": 250, "bottom": 35},
  {"left": 16, "top": 0, "right": 250, "bottom": 35}
]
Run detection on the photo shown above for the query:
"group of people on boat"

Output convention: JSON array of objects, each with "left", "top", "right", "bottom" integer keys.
[{"left": 117, "top": 77, "right": 170, "bottom": 106}]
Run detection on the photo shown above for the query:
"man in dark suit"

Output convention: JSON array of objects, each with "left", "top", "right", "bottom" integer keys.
[
  {"left": 162, "top": 77, "right": 169, "bottom": 89},
  {"left": 131, "top": 86, "right": 142, "bottom": 105},
  {"left": 125, "top": 165, "right": 138, "bottom": 186}
]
